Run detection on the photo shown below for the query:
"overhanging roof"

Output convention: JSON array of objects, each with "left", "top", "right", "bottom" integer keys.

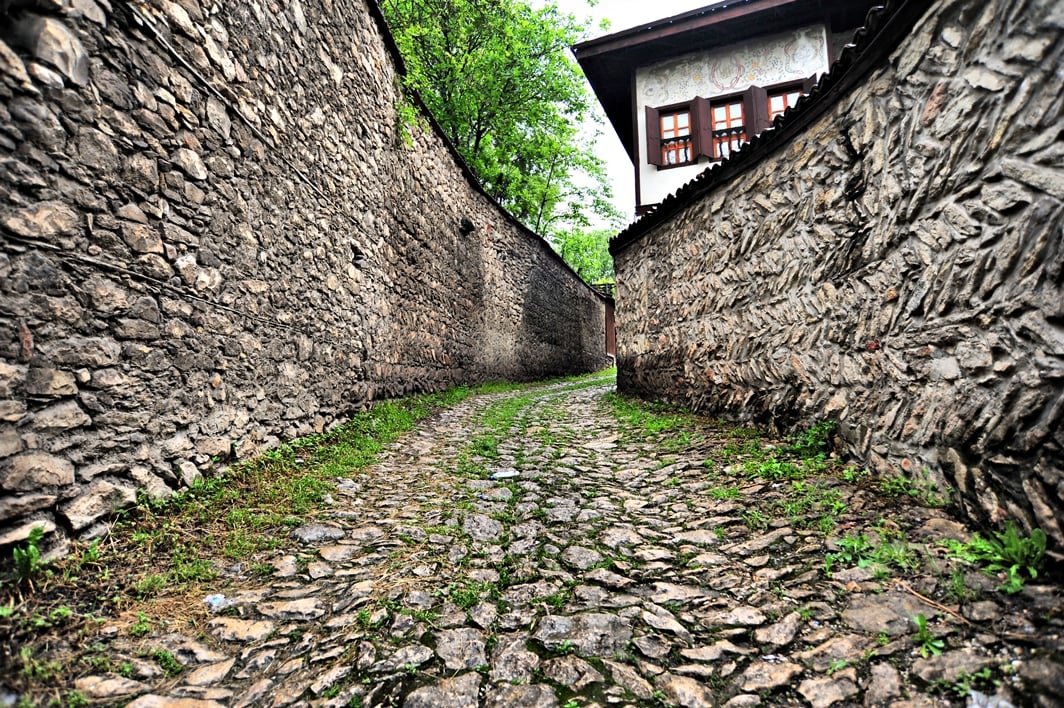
[{"left": 573, "top": 0, "right": 879, "bottom": 163}]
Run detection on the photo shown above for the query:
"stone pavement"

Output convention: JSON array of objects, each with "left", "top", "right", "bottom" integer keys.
[{"left": 76, "top": 376, "right": 1062, "bottom": 707}]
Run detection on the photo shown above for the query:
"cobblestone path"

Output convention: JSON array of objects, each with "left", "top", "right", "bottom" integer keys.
[{"left": 86, "top": 375, "right": 1061, "bottom": 707}]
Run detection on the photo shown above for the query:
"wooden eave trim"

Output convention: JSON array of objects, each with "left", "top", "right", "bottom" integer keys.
[{"left": 573, "top": 0, "right": 797, "bottom": 59}]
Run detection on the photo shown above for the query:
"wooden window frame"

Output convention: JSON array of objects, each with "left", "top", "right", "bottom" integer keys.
[
  {"left": 765, "top": 75, "right": 818, "bottom": 123},
  {"left": 709, "top": 94, "right": 748, "bottom": 160},
  {"left": 660, "top": 108, "right": 694, "bottom": 167},
  {"left": 645, "top": 76, "right": 817, "bottom": 169},
  {"left": 646, "top": 101, "right": 700, "bottom": 170},
  {"left": 704, "top": 86, "right": 769, "bottom": 161}
]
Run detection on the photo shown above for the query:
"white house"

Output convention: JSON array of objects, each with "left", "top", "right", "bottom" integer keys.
[{"left": 574, "top": 0, "right": 878, "bottom": 216}]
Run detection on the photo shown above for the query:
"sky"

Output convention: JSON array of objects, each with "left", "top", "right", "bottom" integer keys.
[{"left": 546, "top": 0, "right": 718, "bottom": 225}]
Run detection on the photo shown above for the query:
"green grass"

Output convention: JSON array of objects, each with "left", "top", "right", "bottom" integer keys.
[
  {"left": 769, "top": 480, "right": 847, "bottom": 532},
  {"left": 107, "top": 388, "right": 480, "bottom": 587},
  {"left": 828, "top": 533, "right": 875, "bottom": 567},
  {"left": 709, "top": 486, "right": 742, "bottom": 500},
  {"left": 150, "top": 649, "right": 183, "bottom": 676},
  {"left": 469, "top": 433, "right": 501, "bottom": 459},
  {"left": 453, "top": 368, "right": 617, "bottom": 478},
  {"left": 133, "top": 574, "right": 166, "bottom": 599},
  {"left": 879, "top": 471, "right": 950, "bottom": 507},
  {"left": 744, "top": 457, "right": 806, "bottom": 480},
  {"left": 0, "top": 370, "right": 620, "bottom": 702},
  {"left": 0, "top": 382, "right": 501, "bottom": 700},
  {"left": 12, "top": 526, "right": 45, "bottom": 583},
  {"left": 943, "top": 521, "right": 1046, "bottom": 593},
  {"left": 604, "top": 392, "right": 693, "bottom": 436},
  {"left": 718, "top": 419, "right": 838, "bottom": 483},
  {"left": 780, "top": 419, "right": 835, "bottom": 458},
  {"left": 128, "top": 612, "right": 152, "bottom": 638},
  {"left": 937, "top": 667, "right": 995, "bottom": 698},
  {"left": 19, "top": 647, "right": 62, "bottom": 681},
  {"left": 742, "top": 509, "right": 769, "bottom": 531},
  {"left": 603, "top": 391, "right": 703, "bottom": 456},
  {"left": 441, "top": 579, "right": 494, "bottom": 609},
  {"left": 538, "top": 589, "right": 571, "bottom": 611},
  {"left": 826, "top": 528, "right": 922, "bottom": 578}
]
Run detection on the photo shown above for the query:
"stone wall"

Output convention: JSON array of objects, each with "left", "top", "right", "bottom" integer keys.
[
  {"left": 0, "top": 0, "right": 609, "bottom": 546},
  {"left": 612, "top": 0, "right": 1063, "bottom": 547}
]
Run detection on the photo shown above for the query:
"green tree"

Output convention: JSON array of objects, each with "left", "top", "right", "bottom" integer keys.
[
  {"left": 551, "top": 227, "right": 614, "bottom": 284},
  {"left": 381, "top": 0, "right": 621, "bottom": 235}
]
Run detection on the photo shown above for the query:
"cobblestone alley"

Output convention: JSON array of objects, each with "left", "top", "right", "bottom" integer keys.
[{"left": 57, "top": 374, "right": 1063, "bottom": 707}]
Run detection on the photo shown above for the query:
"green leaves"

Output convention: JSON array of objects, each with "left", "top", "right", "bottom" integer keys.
[
  {"left": 911, "top": 613, "right": 945, "bottom": 658},
  {"left": 943, "top": 521, "right": 1046, "bottom": 593},
  {"left": 13, "top": 526, "right": 45, "bottom": 582},
  {"left": 551, "top": 227, "right": 615, "bottom": 284},
  {"left": 382, "top": 0, "right": 621, "bottom": 235}
]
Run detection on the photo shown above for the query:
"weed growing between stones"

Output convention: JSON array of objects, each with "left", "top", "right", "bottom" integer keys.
[
  {"left": 879, "top": 470, "right": 951, "bottom": 507},
  {"left": 942, "top": 522, "right": 1047, "bottom": 594},
  {"left": 0, "top": 368, "right": 620, "bottom": 703},
  {"left": 709, "top": 485, "right": 741, "bottom": 500},
  {"left": 12, "top": 526, "right": 45, "bottom": 585},
  {"left": 149, "top": 648, "right": 183, "bottom": 676},
  {"left": 604, "top": 392, "right": 697, "bottom": 440},
  {"left": 911, "top": 613, "right": 946, "bottom": 657},
  {"left": 825, "top": 530, "right": 921, "bottom": 578},
  {"left": 604, "top": 395, "right": 1060, "bottom": 703},
  {"left": 936, "top": 667, "right": 996, "bottom": 699}
]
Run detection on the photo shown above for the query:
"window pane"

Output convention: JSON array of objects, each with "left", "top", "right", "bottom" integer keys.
[
  {"left": 710, "top": 99, "right": 745, "bottom": 159},
  {"left": 768, "top": 88, "right": 804, "bottom": 120},
  {"left": 712, "top": 101, "right": 743, "bottom": 130},
  {"left": 659, "top": 109, "right": 693, "bottom": 165},
  {"left": 727, "top": 102, "right": 743, "bottom": 127}
]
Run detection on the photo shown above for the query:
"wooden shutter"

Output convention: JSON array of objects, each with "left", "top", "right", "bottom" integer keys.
[
  {"left": 743, "top": 85, "right": 770, "bottom": 137},
  {"left": 645, "top": 105, "right": 664, "bottom": 166},
  {"left": 692, "top": 97, "right": 712, "bottom": 160}
]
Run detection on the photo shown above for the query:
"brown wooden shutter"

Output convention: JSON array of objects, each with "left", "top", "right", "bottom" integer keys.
[
  {"left": 645, "top": 105, "right": 664, "bottom": 166},
  {"left": 692, "top": 97, "right": 712, "bottom": 159},
  {"left": 743, "top": 85, "right": 770, "bottom": 137}
]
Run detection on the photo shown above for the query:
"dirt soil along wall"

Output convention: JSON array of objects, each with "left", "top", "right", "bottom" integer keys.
[
  {"left": 0, "top": 0, "right": 609, "bottom": 547},
  {"left": 611, "top": 0, "right": 1063, "bottom": 549}
]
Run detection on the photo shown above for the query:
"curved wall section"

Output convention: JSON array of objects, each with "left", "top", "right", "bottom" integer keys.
[{"left": 612, "top": 0, "right": 1063, "bottom": 547}]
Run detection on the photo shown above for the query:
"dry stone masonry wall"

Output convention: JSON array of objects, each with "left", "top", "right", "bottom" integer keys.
[
  {"left": 0, "top": 0, "right": 608, "bottom": 546},
  {"left": 613, "top": 0, "right": 1063, "bottom": 546}
]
